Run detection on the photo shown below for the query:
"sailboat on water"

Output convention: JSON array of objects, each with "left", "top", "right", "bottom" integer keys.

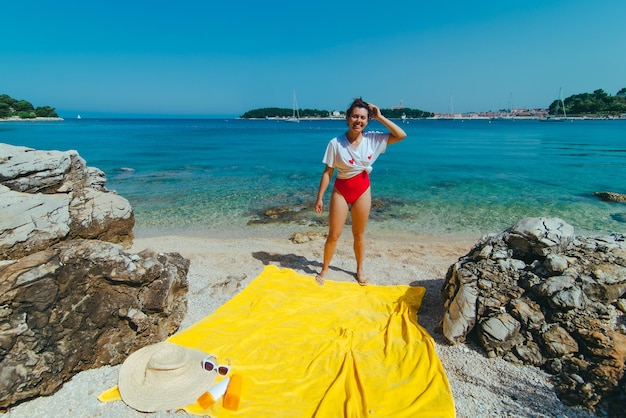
[
  {"left": 541, "top": 88, "right": 567, "bottom": 122},
  {"left": 285, "top": 91, "right": 300, "bottom": 123}
]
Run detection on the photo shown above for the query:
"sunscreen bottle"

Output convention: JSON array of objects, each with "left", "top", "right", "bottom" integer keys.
[
  {"left": 223, "top": 374, "right": 243, "bottom": 410},
  {"left": 197, "top": 377, "right": 230, "bottom": 409}
]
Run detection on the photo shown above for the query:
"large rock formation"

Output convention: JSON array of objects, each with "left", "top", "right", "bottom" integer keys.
[
  {"left": 441, "top": 217, "right": 626, "bottom": 413},
  {"left": 0, "top": 144, "right": 190, "bottom": 409},
  {"left": 0, "top": 144, "right": 134, "bottom": 259},
  {"left": 0, "top": 240, "right": 189, "bottom": 408}
]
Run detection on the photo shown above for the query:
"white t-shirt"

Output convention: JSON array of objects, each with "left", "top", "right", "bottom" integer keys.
[{"left": 322, "top": 132, "right": 389, "bottom": 179}]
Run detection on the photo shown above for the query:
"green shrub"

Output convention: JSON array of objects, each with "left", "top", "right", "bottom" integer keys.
[{"left": 18, "top": 111, "right": 36, "bottom": 119}]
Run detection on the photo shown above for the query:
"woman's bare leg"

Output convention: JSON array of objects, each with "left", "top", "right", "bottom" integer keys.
[
  {"left": 317, "top": 190, "right": 349, "bottom": 285},
  {"left": 350, "top": 187, "right": 371, "bottom": 284}
]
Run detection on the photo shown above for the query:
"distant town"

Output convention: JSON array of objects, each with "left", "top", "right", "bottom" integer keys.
[{"left": 427, "top": 108, "right": 623, "bottom": 120}]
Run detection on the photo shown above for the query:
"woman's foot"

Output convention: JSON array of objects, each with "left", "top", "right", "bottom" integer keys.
[
  {"left": 356, "top": 275, "right": 370, "bottom": 286},
  {"left": 315, "top": 274, "right": 325, "bottom": 286}
]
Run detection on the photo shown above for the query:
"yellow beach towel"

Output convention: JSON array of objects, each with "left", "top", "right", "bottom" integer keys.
[{"left": 101, "top": 265, "right": 455, "bottom": 417}]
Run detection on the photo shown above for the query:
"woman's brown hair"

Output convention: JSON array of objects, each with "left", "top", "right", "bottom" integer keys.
[{"left": 346, "top": 97, "right": 372, "bottom": 120}]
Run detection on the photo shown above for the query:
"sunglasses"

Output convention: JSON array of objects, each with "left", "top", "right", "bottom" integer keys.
[{"left": 201, "top": 355, "right": 231, "bottom": 376}]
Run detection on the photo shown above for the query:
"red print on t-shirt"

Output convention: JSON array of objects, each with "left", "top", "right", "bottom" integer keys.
[
  {"left": 368, "top": 155, "right": 372, "bottom": 160},
  {"left": 349, "top": 159, "right": 354, "bottom": 164}
]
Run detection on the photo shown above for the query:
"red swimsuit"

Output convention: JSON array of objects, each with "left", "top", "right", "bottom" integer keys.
[{"left": 334, "top": 171, "right": 370, "bottom": 204}]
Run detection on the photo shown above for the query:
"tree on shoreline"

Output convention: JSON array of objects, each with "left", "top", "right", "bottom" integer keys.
[
  {"left": 241, "top": 107, "right": 331, "bottom": 119},
  {"left": 550, "top": 88, "right": 626, "bottom": 116},
  {"left": 241, "top": 106, "right": 433, "bottom": 119},
  {"left": 0, "top": 94, "right": 58, "bottom": 119}
]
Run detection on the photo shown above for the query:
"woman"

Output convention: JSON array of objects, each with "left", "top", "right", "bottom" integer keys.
[{"left": 314, "top": 98, "right": 407, "bottom": 285}]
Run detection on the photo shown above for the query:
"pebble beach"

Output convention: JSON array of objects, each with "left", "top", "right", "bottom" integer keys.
[{"left": 4, "top": 228, "right": 596, "bottom": 417}]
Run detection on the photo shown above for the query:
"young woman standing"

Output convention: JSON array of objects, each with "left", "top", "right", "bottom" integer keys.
[{"left": 314, "top": 98, "right": 407, "bottom": 285}]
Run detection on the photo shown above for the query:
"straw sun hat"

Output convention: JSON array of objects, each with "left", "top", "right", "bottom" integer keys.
[{"left": 118, "top": 341, "right": 217, "bottom": 412}]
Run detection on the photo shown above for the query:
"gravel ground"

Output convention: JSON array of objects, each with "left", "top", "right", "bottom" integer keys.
[{"left": 4, "top": 232, "right": 596, "bottom": 417}]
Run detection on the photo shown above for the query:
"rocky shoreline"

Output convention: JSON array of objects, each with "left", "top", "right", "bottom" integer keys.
[
  {"left": 1, "top": 143, "right": 189, "bottom": 409},
  {"left": 441, "top": 218, "right": 626, "bottom": 414},
  {"left": 0, "top": 117, "right": 64, "bottom": 122}
]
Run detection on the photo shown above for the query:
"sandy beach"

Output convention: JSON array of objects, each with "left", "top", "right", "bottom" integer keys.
[{"left": 4, "top": 228, "right": 596, "bottom": 417}]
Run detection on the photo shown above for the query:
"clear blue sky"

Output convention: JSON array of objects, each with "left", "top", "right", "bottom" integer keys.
[{"left": 2, "top": 0, "right": 625, "bottom": 118}]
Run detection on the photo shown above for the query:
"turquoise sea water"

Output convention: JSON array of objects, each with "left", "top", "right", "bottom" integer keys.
[{"left": 2, "top": 118, "right": 625, "bottom": 238}]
